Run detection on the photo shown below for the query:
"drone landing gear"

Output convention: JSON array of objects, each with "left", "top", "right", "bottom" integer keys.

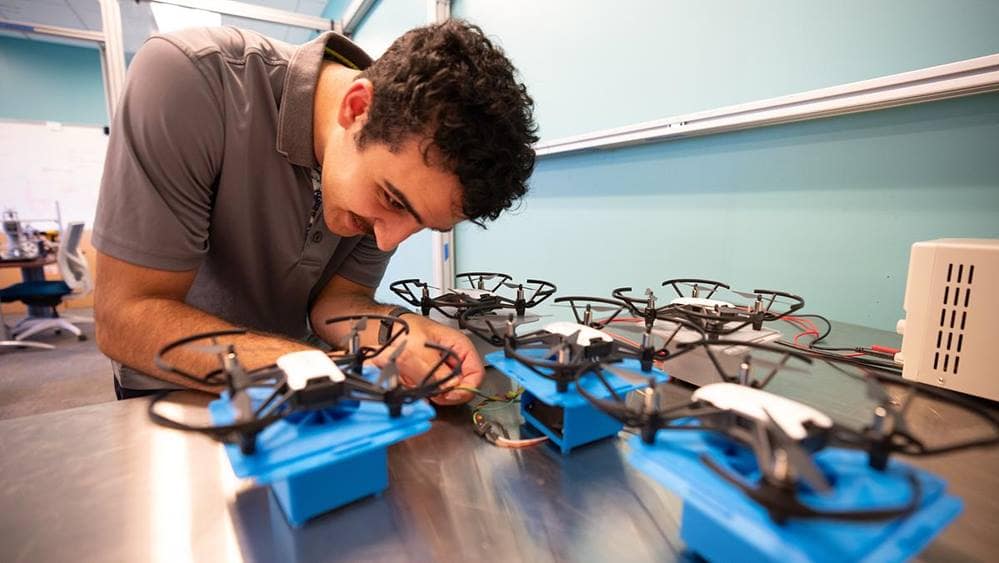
[
  {"left": 628, "top": 431, "right": 962, "bottom": 563},
  {"left": 520, "top": 391, "right": 623, "bottom": 455},
  {"left": 208, "top": 386, "right": 434, "bottom": 527}
]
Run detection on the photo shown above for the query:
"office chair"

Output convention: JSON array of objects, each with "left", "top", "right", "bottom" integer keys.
[{"left": 0, "top": 222, "right": 93, "bottom": 343}]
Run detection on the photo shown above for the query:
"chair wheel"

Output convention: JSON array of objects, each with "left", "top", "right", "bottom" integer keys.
[{"left": 78, "top": 334, "right": 87, "bottom": 341}]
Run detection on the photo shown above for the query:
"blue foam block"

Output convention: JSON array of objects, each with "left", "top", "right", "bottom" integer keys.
[
  {"left": 627, "top": 430, "right": 962, "bottom": 563},
  {"left": 486, "top": 349, "right": 668, "bottom": 454},
  {"left": 209, "top": 381, "right": 434, "bottom": 527}
]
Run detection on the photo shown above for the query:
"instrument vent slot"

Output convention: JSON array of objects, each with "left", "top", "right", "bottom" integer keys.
[{"left": 935, "top": 262, "right": 973, "bottom": 375}]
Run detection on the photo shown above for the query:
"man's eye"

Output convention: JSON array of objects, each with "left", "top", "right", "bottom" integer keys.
[{"left": 387, "top": 197, "right": 405, "bottom": 211}]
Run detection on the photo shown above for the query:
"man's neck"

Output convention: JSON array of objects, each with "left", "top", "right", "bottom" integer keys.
[{"left": 313, "top": 62, "right": 361, "bottom": 165}]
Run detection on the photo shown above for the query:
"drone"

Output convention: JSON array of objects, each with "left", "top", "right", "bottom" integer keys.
[
  {"left": 389, "top": 272, "right": 556, "bottom": 325},
  {"left": 613, "top": 278, "right": 804, "bottom": 339},
  {"left": 578, "top": 339, "right": 999, "bottom": 523},
  {"left": 148, "top": 314, "right": 462, "bottom": 455},
  {"left": 462, "top": 296, "right": 704, "bottom": 392}
]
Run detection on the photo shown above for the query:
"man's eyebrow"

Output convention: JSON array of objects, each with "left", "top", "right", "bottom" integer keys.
[{"left": 384, "top": 181, "right": 425, "bottom": 225}]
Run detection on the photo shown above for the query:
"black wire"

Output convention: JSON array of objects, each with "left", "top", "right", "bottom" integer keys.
[
  {"left": 775, "top": 341, "right": 903, "bottom": 374},
  {"left": 785, "top": 314, "right": 898, "bottom": 363}
]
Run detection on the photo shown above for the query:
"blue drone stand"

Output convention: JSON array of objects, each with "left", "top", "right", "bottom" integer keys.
[
  {"left": 485, "top": 349, "right": 668, "bottom": 454},
  {"left": 209, "top": 384, "right": 434, "bottom": 527},
  {"left": 627, "top": 430, "right": 962, "bottom": 563}
]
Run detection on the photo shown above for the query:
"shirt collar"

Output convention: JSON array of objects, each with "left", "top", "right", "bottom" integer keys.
[{"left": 276, "top": 31, "right": 372, "bottom": 168}]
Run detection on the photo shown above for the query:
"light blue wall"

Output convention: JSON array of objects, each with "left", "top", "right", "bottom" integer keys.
[
  {"left": 342, "top": 0, "right": 436, "bottom": 306},
  {"left": 455, "top": 0, "right": 999, "bottom": 139},
  {"left": 446, "top": 0, "right": 999, "bottom": 332},
  {"left": 456, "top": 93, "right": 999, "bottom": 331},
  {"left": 0, "top": 36, "right": 107, "bottom": 124},
  {"left": 321, "top": 0, "right": 354, "bottom": 22}
]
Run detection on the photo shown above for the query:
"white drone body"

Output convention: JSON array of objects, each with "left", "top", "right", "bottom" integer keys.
[
  {"left": 450, "top": 287, "right": 496, "bottom": 299},
  {"left": 693, "top": 383, "right": 833, "bottom": 441},
  {"left": 671, "top": 296, "right": 735, "bottom": 309},
  {"left": 276, "top": 350, "right": 345, "bottom": 391},
  {"left": 543, "top": 321, "right": 614, "bottom": 346}
]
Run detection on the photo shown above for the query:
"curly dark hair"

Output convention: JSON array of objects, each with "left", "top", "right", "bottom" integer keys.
[{"left": 356, "top": 20, "right": 538, "bottom": 224}]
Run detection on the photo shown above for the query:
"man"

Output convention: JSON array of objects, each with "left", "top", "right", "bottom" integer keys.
[{"left": 92, "top": 20, "right": 538, "bottom": 403}]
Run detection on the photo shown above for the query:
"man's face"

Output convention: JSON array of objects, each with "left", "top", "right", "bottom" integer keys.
[{"left": 320, "top": 136, "right": 464, "bottom": 252}]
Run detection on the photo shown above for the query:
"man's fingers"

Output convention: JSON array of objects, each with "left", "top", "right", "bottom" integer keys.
[{"left": 429, "top": 345, "right": 484, "bottom": 405}]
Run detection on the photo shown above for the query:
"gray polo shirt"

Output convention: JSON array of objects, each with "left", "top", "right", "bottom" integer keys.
[{"left": 94, "top": 28, "right": 393, "bottom": 388}]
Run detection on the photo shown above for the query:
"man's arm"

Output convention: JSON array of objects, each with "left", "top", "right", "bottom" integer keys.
[
  {"left": 94, "top": 252, "right": 313, "bottom": 393},
  {"left": 309, "top": 274, "right": 483, "bottom": 404}
]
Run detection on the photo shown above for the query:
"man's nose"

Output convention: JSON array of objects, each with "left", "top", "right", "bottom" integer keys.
[{"left": 373, "top": 220, "right": 420, "bottom": 252}]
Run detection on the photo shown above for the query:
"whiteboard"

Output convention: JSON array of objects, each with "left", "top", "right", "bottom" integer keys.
[{"left": 0, "top": 119, "right": 108, "bottom": 227}]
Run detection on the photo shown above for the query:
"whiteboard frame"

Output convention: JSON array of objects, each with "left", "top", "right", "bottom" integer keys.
[{"left": 535, "top": 53, "right": 999, "bottom": 157}]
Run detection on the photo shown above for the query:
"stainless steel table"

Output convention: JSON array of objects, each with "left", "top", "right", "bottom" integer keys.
[{"left": 1, "top": 323, "right": 996, "bottom": 562}]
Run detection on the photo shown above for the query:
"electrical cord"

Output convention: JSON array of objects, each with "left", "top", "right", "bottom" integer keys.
[
  {"left": 462, "top": 386, "right": 548, "bottom": 448},
  {"left": 778, "top": 313, "right": 903, "bottom": 373}
]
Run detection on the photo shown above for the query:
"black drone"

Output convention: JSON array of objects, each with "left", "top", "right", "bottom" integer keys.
[
  {"left": 148, "top": 314, "right": 462, "bottom": 455},
  {"left": 613, "top": 278, "right": 804, "bottom": 338},
  {"left": 577, "top": 339, "right": 999, "bottom": 523},
  {"left": 461, "top": 296, "right": 705, "bottom": 392},
  {"left": 390, "top": 272, "right": 556, "bottom": 322}
]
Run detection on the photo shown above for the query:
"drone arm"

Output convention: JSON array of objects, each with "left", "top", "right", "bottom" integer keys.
[
  {"left": 524, "top": 279, "right": 557, "bottom": 306},
  {"left": 830, "top": 364, "right": 999, "bottom": 459},
  {"left": 456, "top": 271, "right": 511, "bottom": 293},
  {"left": 148, "top": 390, "right": 283, "bottom": 446},
  {"left": 388, "top": 279, "right": 422, "bottom": 306},
  {"left": 701, "top": 453, "right": 921, "bottom": 522},
  {"left": 573, "top": 380, "right": 645, "bottom": 427},
  {"left": 661, "top": 278, "right": 730, "bottom": 299},
  {"left": 752, "top": 289, "right": 805, "bottom": 319},
  {"left": 755, "top": 353, "right": 792, "bottom": 389},
  {"left": 310, "top": 275, "right": 393, "bottom": 350}
]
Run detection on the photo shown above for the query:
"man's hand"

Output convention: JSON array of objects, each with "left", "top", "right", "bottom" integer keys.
[{"left": 389, "top": 313, "right": 484, "bottom": 405}]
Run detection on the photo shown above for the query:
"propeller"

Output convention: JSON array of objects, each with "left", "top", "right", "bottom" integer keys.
[
  {"left": 552, "top": 303, "right": 624, "bottom": 313},
  {"left": 731, "top": 289, "right": 801, "bottom": 307},
  {"left": 502, "top": 281, "right": 542, "bottom": 289},
  {"left": 376, "top": 340, "right": 407, "bottom": 388},
  {"left": 662, "top": 279, "right": 730, "bottom": 299},
  {"left": 602, "top": 362, "right": 652, "bottom": 384},
  {"left": 457, "top": 272, "right": 512, "bottom": 291},
  {"left": 190, "top": 343, "right": 234, "bottom": 356},
  {"left": 335, "top": 317, "right": 368, "bottom": 353},
  {"left": 230, "top": 388, "right": 255, "bottom": 422},
  {"left": 730, "top": 350, "right": 811, "bottom": 386},
  {"left": 864, "top": 375, "right": 894, "bottom": 406},
  {"left": 463, "top": 312, "right": 544, "bottom": 327}
]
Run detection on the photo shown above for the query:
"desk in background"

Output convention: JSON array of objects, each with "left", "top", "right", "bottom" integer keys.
[{"left": 0, "top": 254, "right": 58, "bottom": 318}]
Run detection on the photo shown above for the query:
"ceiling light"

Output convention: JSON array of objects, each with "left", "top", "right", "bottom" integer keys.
[{"left": 150, "top": 2, "right": 222, "bottom": 33}]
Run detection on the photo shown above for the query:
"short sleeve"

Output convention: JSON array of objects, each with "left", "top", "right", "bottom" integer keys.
[
  {"left": 335, "top": 234, "right": 395, "bottom": 288},
  {"left": 92, "top": 36, "right": 224, "bottom": 271}
]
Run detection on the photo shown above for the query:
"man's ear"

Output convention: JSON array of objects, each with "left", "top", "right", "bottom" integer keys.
[{"left": 337, "top": 78, "right": 374, "bottom": 129}]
